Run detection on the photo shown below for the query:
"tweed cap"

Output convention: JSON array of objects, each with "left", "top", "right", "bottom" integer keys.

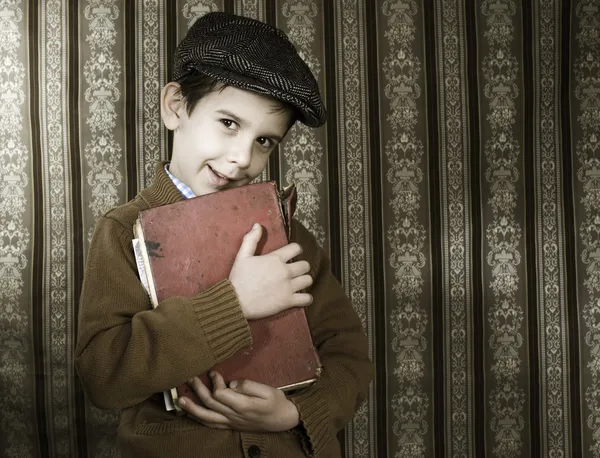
[{"left": 172, "top": 12, "right": 326, "bottom": 127}]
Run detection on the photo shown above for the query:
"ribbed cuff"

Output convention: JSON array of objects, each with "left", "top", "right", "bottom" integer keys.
[
  {"left": 190, "top": 279, "right": 252, "bottom": 362},
  {"left": 289, "top": 388, "right": 332, "bottom": 457}
]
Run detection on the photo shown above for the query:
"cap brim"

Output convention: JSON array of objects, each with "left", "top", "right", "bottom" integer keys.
[{"left": 176, "top": 67, "right": 326, "bottom": 128}]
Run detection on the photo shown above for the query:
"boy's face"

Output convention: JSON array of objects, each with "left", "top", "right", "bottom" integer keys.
[{"left": 162, "top": 83, "right": 293, "bottom": 197}]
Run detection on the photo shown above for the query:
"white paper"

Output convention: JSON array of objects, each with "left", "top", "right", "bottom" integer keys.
[{"left": 132, "top": 239, "right": 150, "bottom": 294}]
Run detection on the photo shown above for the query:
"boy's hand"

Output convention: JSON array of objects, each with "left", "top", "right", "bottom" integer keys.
[
  {"left": 178, "top": 372, "right": 300, "bottom": 432},
  {"left": 229, "top": 223, "right": 313, "bottom": 320}
]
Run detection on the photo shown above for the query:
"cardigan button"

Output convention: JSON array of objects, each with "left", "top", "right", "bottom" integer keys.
[{"left": 248, "top": 445, "right": 261, "bottom": 458}]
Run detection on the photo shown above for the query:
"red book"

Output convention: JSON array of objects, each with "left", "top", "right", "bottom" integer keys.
[{"left": 133, "top": 182, "right": 321, "bottom": 411}]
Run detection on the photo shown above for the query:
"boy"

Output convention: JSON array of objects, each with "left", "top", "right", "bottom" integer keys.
[{"left": 75, "top": 12, "right": 372, "bottom": 458}]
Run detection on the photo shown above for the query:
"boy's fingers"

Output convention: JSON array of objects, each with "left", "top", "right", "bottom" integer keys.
[
  {"left": 235, "top": 224, "right": 262, "bottom": 260},
  {"left": 180, "top": 398, "right": 231, "bottom": 425},
  {"left": 287, "top": 260, "right": 310, "bottom": 278},
  {"left": 210, "top": 371, "right": 227, "bottom": 391},
  {"left": 188, "top": 377, "right": 214, "bottom": 404},
  {"left": 189, "top": 377, "right": 237, "bottom": 416},
  {"left": 290, "top": 293, "right": 313, "bottom": 307},
  {"left": 229, "top": 379, "right": 272, "bottom": 399},
  {"left": 272, "top": 242, "right": 303, "bottom": 262},
  {"left": 290, "top": 275, "right": 313, "bottom": 292}
]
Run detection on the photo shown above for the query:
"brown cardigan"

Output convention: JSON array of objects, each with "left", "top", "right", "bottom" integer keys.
[{"left": 75, "top": 163, "right": 373, "bottom": 458}]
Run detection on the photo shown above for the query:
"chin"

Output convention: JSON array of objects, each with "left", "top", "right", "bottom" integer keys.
[
  {"left": 230, "top": 180, "right": 249, "bottom": 188},
  {"left": 190, "top": 184, "right": 215, "bottom": 196},
  {"left": 197, "top": 180, "right": 250, "bottom": 196}
]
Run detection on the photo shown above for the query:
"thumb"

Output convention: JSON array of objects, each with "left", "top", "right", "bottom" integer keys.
[{"left": 235, "top": 223, "right": 262, "bottom": 260}]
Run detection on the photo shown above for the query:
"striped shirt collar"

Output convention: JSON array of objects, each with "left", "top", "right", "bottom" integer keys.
[{"left": 165, "top": 164, "right": 196, "bottom": 199}]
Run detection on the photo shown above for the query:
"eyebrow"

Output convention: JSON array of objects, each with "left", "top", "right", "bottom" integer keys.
[{"left": 216, "top": 109, "right": 283, "bottom": 143}]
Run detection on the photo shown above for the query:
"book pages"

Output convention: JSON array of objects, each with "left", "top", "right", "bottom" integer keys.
[{"left": 132, "top": 238, "right": 175, "bottom": 411}]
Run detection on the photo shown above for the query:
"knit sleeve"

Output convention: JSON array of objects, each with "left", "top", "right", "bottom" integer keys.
[
  {"left": 75, "top": 215, "right": 252, "bottom": 410},
  {"left": 287, "top": 221, "right": 373, "bottom": 457}
]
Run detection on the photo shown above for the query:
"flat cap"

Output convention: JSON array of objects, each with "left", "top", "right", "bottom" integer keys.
[{"left": 173, "top": 12, "right": 326, "bottom": 127}]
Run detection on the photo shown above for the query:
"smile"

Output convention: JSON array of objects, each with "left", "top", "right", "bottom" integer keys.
[
  {"left": 208, "top": 165, "right": 232, "bottom": 186},
  {"left": 210, "top": 166, "right": 228, "bottom": 179}
]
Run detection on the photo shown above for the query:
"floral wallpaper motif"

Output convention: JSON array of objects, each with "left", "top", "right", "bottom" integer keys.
[
  {"left": 434, "top": 0, "right": 474, "bottom": 455},
  {"left": 279, "top": 0, "right": 327, "bottom": 247},
  {"left": 577, "top": 1, "right": 600, "bottom": 457},
  {"left": 480, "top": 1, "right": 526, "bottom": 456},
  {"left": 380, "top": 1, "right": 429, "bottom": 456},
  {"left": 336, "top": 1, "right": 375, "bottom": 456},
  {"left": 0, "top": 0, "right": 33, "bottom": 454},
  {"left": 83, "top": 0, "right": 123, "bottom": 242}
]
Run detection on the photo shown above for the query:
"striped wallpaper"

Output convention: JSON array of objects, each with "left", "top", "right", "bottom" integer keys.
[{"left": 0, "top": 1, "right": 597, "bottom": 457}]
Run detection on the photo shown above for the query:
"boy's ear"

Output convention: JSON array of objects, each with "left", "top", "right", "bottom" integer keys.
[{"left": 161, "top": 82, "right": 184, "bottom": 131}]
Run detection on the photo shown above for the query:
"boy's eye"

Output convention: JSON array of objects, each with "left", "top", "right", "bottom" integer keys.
[
  {"left": 220, "top": 119, "right": 238, "bottom": 130},
  {"left": 257, "top": 137, "right": 273, "bottom": 148}
]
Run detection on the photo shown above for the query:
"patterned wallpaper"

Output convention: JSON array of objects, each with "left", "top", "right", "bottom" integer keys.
[{"left": 1, "top": 0, "right": 598, "bottom": 457}]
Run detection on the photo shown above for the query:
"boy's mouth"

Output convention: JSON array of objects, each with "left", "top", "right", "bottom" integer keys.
[{"left": 208, "top": 165, "right": 231, "bottom": 186}]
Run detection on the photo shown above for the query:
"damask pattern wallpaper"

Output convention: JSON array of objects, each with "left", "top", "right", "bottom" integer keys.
[{"left": 0, "top": 0, "right": 597, "bottom": 457}]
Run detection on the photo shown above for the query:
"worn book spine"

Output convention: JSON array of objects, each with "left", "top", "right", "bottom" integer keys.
[{"left": 133, "top": 220, "right": 180, "bottom": 410}]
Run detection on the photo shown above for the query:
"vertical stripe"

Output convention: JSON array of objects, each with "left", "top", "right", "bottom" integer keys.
[
  {"left": 40, "top": 0, "right": 76, "bottom": 455},
  {"left": 572, "top": 0, "right": 600, "bottom": 456},
  {"left": 29, "top": 1, "right": 49, "bottom": 456},
  {"left": 423, "top": 0, "right": 445, "bottom": 455},
  {"left": 334, "top": 0, "right": 374, "bottom": 456},
  {"left": 522, "top": 2, "right": 540, "bottom": 458},
  {"left": 224, "top": 0, "right": 235, "bottom": 13},
  {"left": 379, "top": 1, "right": 431, "bottom": 456},
  {"left": 165, "top": 2, "right": 177, "bottom": 158},
  {"left": 322, "top": 0, "right": 340, "bottom": 289},
  {"left": 80, "top": 1, "right": 125, "bottom": 455},
  {"left": 276, "top": 0, "right": 329, "bottom": 251},
  {"left": 434, "top": 0, "right": 474, "bottom": 455},
  {"left": 560, "top": 1, "right": 581, "bottom": 456},
  {"left": 322, "top": 0, "right": 342, "bottom": 449},
  {"left": 137, "top": 0, "right": 167, "bottom": 192},
  {"left": 364, "top": 1, "right": 387, "bottom": 457},
  {"left": 464, "top": 3, "right": 484, "bottom": 457},
  {"left": 67, "top": 1, "right": 87, "bottom": 455},
  {"left": 533, "top": 0, "right": 571, "bottom": 456},
  {"left": 266, "top": 0, "right": 280, "bottom": 185},
  {"left": 1, "top": 0, "right": 36, "bottom": 456},
  {"left": 126, "top": 0, "right": 138, "bottom": 201},
  {"left": 479, "top": 1, "right": 528, "bottom": 457}
]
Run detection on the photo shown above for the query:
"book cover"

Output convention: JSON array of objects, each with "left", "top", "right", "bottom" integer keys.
[{"left": 133, "top": 182, "right": 320, "bottom": 411}]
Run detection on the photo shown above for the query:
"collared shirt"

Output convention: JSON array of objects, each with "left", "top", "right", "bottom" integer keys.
[{"left": 165, "top": 164, "right": 196, "bottom": 199}]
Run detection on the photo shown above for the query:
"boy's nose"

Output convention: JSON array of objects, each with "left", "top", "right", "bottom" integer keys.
[{"left": 227, "top": 141, "right": 253, "bottom": 169}]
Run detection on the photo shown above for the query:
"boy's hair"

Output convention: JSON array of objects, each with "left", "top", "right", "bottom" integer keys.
[
  {"left": 172, "top": 12, "right": 326, "bottom": 127},
  {"left": 176, "top": 71, "right": 299, "bottom": 126}
]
